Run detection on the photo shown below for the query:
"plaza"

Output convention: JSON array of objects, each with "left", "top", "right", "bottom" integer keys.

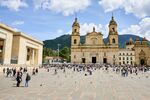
[{"left": 0, "top": 66, "right": 150, "bottom": 100}]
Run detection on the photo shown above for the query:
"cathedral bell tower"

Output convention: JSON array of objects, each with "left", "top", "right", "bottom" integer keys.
[
  {"left": 108, "top": 15, "right": 118, "bottom": 47},
  {"left": 71, "top": 18, "right": 80, "bottom": 46}
]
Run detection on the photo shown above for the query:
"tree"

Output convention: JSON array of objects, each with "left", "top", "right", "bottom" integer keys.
[
  {"left": 43, "top": 47, "right": 71, "bottom": 63},
  {"left": 43, "top": 47, "right": 57, "bottom": 59},
  {"left": 59, "top": 47, "right": 70, "bottom": 62}
]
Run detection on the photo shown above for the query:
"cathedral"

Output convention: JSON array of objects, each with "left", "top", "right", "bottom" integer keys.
[{"left": 71, "top": 16, "right": 150, "bottom": 66}]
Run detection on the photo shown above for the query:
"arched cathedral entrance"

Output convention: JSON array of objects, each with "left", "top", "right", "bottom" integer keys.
[
  {"left": 139, "top": 50, "right": 147, "bottom": 65},
  {"left": 140, "top": 59, "right": 145, "bottom": 65},
  {"left": 103, "top": 58, "right": 107, "bottom": 63},
  {"left": 92, "top": 57, "right": 96, "bottom": 63}
]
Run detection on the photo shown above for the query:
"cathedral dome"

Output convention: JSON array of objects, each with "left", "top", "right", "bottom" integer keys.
[
  {"left": 135, "top": 37, "right": 140, "bottom": 41},
  {"left": 72, "top": 18, "right": 80, "bottom": 27},
  {"left": 109, "top": 16, "right": 117, "bottom": 26},
  {"left": 126, "top": 38, "right": 134, "bottom": 45},
  {"left": 142, "top": 37, "right": 148, "bottom": 41}
]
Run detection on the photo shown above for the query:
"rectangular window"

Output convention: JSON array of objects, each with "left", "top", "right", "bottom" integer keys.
[
  {"left": 131, "top": 61, "right": 133, "bottom": 65},
  {"left": 119, "top": 57, "right": 121, "bottom": 60},
  {"left": 123, "top": 57, "right": 125, "bottom": 60},
  {"left": 127, "top": 61, "right": 129, "bottom": 64},
  {"left": 123, "top": 61, "right": 125, "bottom": 64},
  {"left": 119, "top": 62, "right": 121, "bottom": 65}
]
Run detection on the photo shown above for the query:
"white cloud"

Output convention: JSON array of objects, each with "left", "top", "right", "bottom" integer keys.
[
  {"left": 12, "top": 20, "right": 24, "bottom": 25},
  {"left": 33, "top": 0, "right": 91, "bottom": 16},
  {"left": 121, "top": 17, "right": 150, "bottom": 40},
  {"left": 99, "top": 0, "right": 124, "bottom": 12},
  {"left": 99, "top": 0, "right": 150, "bottom": 18},
  {"left": 13, "top": 28, "right": 20, "bottom": 32},
  {"left": 68, "top": 22, "right": 108, "bottom": 38},
  {"left": 57, "top": 29, "right": 64, "bottom": 34},
  {"left": 0, "top": 0, "right": 28, "bottom": 11},
  {"left": 80, "top": 23, "right": 103, "bottom": 35}
]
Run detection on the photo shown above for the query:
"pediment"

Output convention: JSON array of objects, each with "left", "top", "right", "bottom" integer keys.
[
  {"left": 86, "top": 32, "right": 102, "bottom": 36},
  {"left": 139, "top": 50, "right": 145, "bottom": 56}
]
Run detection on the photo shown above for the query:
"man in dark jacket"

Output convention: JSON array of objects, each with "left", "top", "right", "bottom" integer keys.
[
  {"left": 25, "top": 73, "right": 31, "bottom": 87},
  {"left": 16, "top": 72, "right": 22, "bottom": 87}
]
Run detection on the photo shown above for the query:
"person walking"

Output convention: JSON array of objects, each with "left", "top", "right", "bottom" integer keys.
[
  {"left": 3, "top": 68, "right": 5, "bottom": 74},
  {"left": 16, "top": 72, "right": 22, "bottom": 87},
  {"left": 36, "top": 68, "right": 38, "bottom": 74},
  {"left": 13, "top": 68, "right": 16, "bottom": 77},
  {"left": 32, "top": 68, "right": 35, "bottom": 75},
  {"left": 25, "top": 73, "right": 31, "bottom": 87}
]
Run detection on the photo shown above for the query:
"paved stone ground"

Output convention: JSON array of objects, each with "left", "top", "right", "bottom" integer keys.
[{"left": 0, "top": 68, "right": 150, "bottom": 100}]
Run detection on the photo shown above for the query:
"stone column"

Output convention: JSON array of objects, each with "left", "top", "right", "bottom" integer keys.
[
  {"left": 25, "top": 47, "right": 27, "bottom": 64},
  {"left": 32, "top": 49, "right": 35, "bottom": 65},
  {"left": 34, "top": 50, "right": 38, "bottom": 65}
]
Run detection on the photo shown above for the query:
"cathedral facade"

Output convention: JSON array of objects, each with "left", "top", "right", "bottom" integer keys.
[{"left": 71, "top": 16, "right": 150, "bottom": 66}]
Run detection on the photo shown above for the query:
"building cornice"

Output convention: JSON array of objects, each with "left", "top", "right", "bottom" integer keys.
[{"left": 0, "top": 23, "right": 43, "bottom": 45}]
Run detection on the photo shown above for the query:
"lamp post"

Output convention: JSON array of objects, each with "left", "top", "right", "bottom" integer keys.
[
  {"left": 57, "top": 44, "right": 60, "bottom": 62},
  {"left": 113, "top": 58, "right": 116, "bottom": 65}
]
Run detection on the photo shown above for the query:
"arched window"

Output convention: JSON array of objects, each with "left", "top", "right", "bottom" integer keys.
[
  {"left": 74, "top": 29, "right": 77, "bottom": 32},
  {"left": 112, "top": 38, "right": 115, "bottom": 44},
  {"left": 112, "top": 28, "right": 115, "bottom": 32},
  {"left": 74, "top": 39, "right": 77, "bottom": 44}
]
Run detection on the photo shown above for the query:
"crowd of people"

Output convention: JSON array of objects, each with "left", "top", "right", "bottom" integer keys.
[
  {"left": 2, "top": 67, "right": 39, "bottom": 87},
  {"left": 43, "top": 63, "right": 150, "bottom": 77},
  {"left": 1, "top": 63, "right": 150, "bottom": 87}
]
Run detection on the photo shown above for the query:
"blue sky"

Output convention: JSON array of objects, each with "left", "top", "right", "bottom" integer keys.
[{"left": 0, "top": 0, "right": 150, "bottom": 41}]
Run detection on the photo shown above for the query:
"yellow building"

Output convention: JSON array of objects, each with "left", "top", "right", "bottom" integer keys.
[
  {"left": 0, "top": 23, "right": 43, "bottom": 65},
  {"left": 71, "top": 16, "right": 150, "bottom": 66}
]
